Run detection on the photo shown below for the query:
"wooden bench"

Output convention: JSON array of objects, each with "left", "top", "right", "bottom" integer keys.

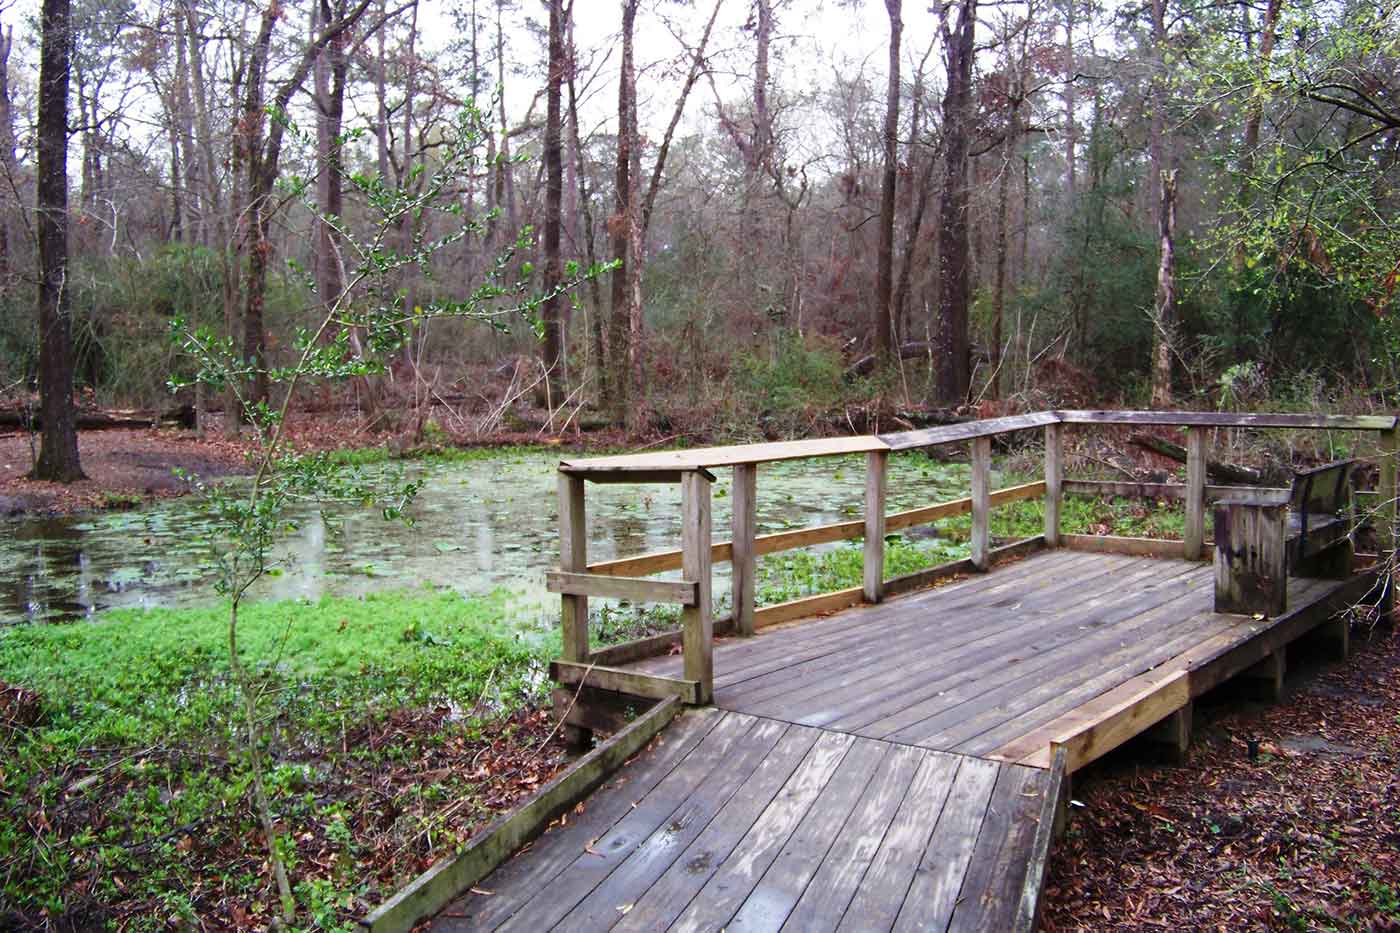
[{"left": 1213, "top": 460, "right": 1355, "bottom": 615}]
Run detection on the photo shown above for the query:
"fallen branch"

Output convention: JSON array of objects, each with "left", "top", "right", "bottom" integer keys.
[{"left": 1130, "top": 431, "right": 1261, "bottom": 484}]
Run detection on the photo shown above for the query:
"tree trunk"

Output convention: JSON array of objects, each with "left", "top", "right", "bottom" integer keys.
[
  {"left": 1232, "top": 0, "right": 1281, "bottom": 275},
  {"left": 540, "top": 0, "right": 566, "bottom": 406},
  {"left": 0, "top": 25, "right": 19, "bottom": 281},
  {"left": 1151, "top": 169, "right": 1178, "bottom": 407},
  {"left": 874, "top": 0, "right": 902, "bottom": 362},
  {"left": 32, "top": 0, "right": 83, "bottom": 482},
  {"left": 1147, "top": 0, "right": 1174, "bottom": 406},
  {"left": 609, "top": 0, "right": 638, "bottom": 421},
  {"left": 934, "top": 0, "right": 977, "bottom": 404},
  {"left": 565, "top": 21, "right": 607, "bottom": 405}
]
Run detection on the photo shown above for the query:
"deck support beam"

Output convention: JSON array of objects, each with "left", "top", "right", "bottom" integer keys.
[
  {"left": 865, "top": 450, "right": 888, "bottom": 602},
  {"left": 1145, "top": 701, "right": 1193, "bottom": 763},
  {"left": 558, "top": 473, "right": 591, "bottom": 750},
  {"left": 681, "top": 470, "right": 714, "bottom": 703},
  {"left": 1044, "top": 423, "right": 1062, "bottom": 547},
  {"left": 971, "top": 436, "right": 992, "bottom": 571},
  {"left": 1184, "top": 426, "right": 1207, "bottom": 560},
  {"left": 1237, "top": 650, "right": 1286, "bottom": 702},
  {"left": 732, "top": 464, "right": 757, "bottom": 635}
]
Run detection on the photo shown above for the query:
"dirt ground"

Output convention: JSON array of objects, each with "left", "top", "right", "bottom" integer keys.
[{"left": 1043, "top": 618, "right": 1400, "bottom": 930}]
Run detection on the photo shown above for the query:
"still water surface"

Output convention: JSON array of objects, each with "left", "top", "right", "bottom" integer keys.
[{"left": 1, "top": 449, "right": 974, "bottom": 624}]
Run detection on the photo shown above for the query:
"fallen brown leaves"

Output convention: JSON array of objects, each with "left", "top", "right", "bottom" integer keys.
[{"left": 1043, "top": 623, "right": 1400, "bottom": 931}]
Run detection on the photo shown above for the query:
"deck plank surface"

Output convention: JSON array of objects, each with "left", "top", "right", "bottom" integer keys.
[{"left": 431, "top": 551, "right": 1361, "bottom": 932}]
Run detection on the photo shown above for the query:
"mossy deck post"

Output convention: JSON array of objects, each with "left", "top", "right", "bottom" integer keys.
[
  {"left": 1044, "top": 422, "right": 1063, "bottom": 547},
  {"left": 864, "top": 450, "right": 887, "bottom": 602},
  {"left": 681, "top": 469, "right": 715, "bottom": 704},
  {"left": 732, "top": 463, "right": 757, "bottom": 635},
  {"left": 1184, "top": 426, "right": 1207, "bottom": 559}
]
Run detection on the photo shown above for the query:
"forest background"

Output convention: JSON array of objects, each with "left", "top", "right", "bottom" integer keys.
[{"left": 3, "top": 0, "right": 1398, "bottom": 464}]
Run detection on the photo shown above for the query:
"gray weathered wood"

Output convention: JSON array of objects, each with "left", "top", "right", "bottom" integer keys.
[
  {"left": 1045, "top": 423, "right": 1062, "bottom": 547},
  {"left": 733, "top": 463, "right": 758, "bottom": 636},
  {"left": 558, "top": 473, "right": 589, "bottom": 663},
  {"left": 1213, "top": 499, "right": 1287, "bottom": 616},
  {"left": 1065, "top": 479, "right": 1289, "bottom": 503},
  {"left": 361, "top": 697, "right": 681, "bottom": 933},
  {"left": 865, "top": 450, "right": 888, "bottom": 602},
  {"left": 550, "top": 660, "right": 703, "bottom": 704},
  {"left": 1145, "top": 701, "right": 1193, "bottom": 763},
  {"left": 1184, "top": 426, "right": 1207, "bottom": 560},
  {"left": 1057, "top": 409, "right": 1397, "bottom": 431},
  {"left": 878, "top": 411, "right": 1062, "bottom": 451},
  {"left": 1012, "top": 747, "right": 1067, "bottom": 933},
  {"left": 971, "top": 436, "right": 992, "bottom": 571},
  {"left": 681, "top": 470, "right": 715, "bottom": 703},
  {"left": 546, "top": 571, "right": 697, "bottom": 605}
]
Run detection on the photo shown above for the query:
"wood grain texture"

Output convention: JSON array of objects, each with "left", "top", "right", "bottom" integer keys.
[
  {"left": 1184, "top": 426, "right": 1207, "bottom": 560},
  {"left": 550, "top": 661, "right": 702, "bottom": 704},
  {"left": 545, "top": 571, "right": 696, "bottom": 605},
  {"left": 971, "top": 436, "right": 992, "bottom": 571},
  {"left": 865, "top": 450, "right": 888, "bottom": 603},
  {"left": 733, "top": 463, "right": 758, "bottom": 636},
  {"left": 681, "top": 470, "right": 714, "bottom": 702},
  {"left": 1044, "top": 423, "right": 1062, "bottom": 547}
]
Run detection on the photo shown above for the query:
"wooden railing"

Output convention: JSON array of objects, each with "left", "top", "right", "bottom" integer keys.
[{"left": 550, "top": 410, "right": 1399, "bottom": 714}]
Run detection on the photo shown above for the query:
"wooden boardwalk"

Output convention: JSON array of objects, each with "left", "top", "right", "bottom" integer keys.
[
  {"left": 430, "top": 550, "right": 1368, "bottom": 932},
  {"left": 434, "top": 708, "right": 1055, "bottom": 933},
  {"left": 401, "top": 411, "right": 1396, "bottom": 932}
]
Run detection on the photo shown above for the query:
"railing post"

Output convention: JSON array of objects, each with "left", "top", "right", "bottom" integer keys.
[
  {"left": 1380, "top": 427, "right": 1397, "bottom": 613},
  {"left": 865, "top": 450, "right": 888, "bottom": 602},
  {"left": 557, "top": 471, "right": 591, "bottom": 749},
  {"left": 1044, "top": 423, "right": 1063, "bottom": 547},
  {"left": 681, "top": 470, "right": 714, "bottom": 704},
  {"left": 558, "top": 472, "right": 588, "bottom": 663},
  {"left": 732, "top": 463, "right": 757, "bottom": 636},
  {"left": 971, "top": 436, "right": 991, "bottom": 571},
  {"left": 1184, "top": 427, "right": 1206, "bottom": 560}
]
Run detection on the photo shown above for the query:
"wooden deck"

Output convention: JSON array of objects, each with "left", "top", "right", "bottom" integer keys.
[
  {"left": 427, "top": 550, "right": 1372, "bottom": 932},
  {"left": 628, "top": 549, "right": 1346, "bottom": 761},
  {"left": 433, "top": 708, "right": 1057, "bottom": 933}
]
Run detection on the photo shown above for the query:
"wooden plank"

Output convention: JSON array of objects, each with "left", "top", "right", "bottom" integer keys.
[
  {"left": 1044, "top": 670, "right": 1191, "bottom": 772},
  {"left": 681, "top": 471, "right": 715, "bottom": 703},
  {"left": 589, "top": 616, "right": 735, "bottom": 667},
  {"left": 781, "top": 744, "right": 927, "bottom": 933},
  {"left": 546, "top": 571, "right": 697, "bottom": 606},
  {"left": 834, "top": 750, "right": 962, "bottom": 932},
  {"left": 891, "top": 567, "right": 1214, "bottom": 748},
  {"left": 1061, "top": 533, "right": 1201, "bottom": 559},
  {"left": 885, "top": 482, "right": 1046, "bottom": 534},
  {"left": 578, "top": 469, "right": 692, "bottom": 484},
  {"left": 753, "top": 586, "right": 865, "bottom": 630},
  {"left": 1045, "top": 423, "right": 1062, "bottom": 547},
  {"left": 865, "top": 450, "right": 888, "bottom": 603},
  {"left": 725, "top": 737, "right": 891, "bottom": 930},
  {"left": 491, "top": 711, "right": 760, "bottom": 932},
  {"left": 725, "top": 557, "right": 1164, "bottom": 722},
  {"left": 562, "top": 717, "right": 791, "bottom": 932},
  {"left": 669, "top": 730, "right": 856, "bottom": 932},
  {"left": 551, "top": 686, "right": 656, "bottom": 736},
  {"left": 559, "top": 474, "right": 589, "bottom": 696},
  {"left": 1056, "top": 409, "right": 1398, "bottom": 431},
  {"left": 944, "top": 764, "right": 1049, "bottom": 933},
  {"left": 1011, "top": 748, "right": 1067, "bottom": 933},
  {"left": 878, "top": 412, "right": 1063, "bottom": 451},
  {"left": 726, "top": 555, "right": 1152, "bottom": 719},
  {"left": 552, "top": 661, "right": 703, "bottom": 704},
  {"left": 1065, "top": 479, "right": 1289, "bottom": 502},
  {"left": 884, "top": 537, "right": 1045, "bottom": 598},
  {"left": 891, "top": 755, "right": 1001, "bottom": 932},
  {"left": 1184, "top": 426, "right": 1207, "bottom": 560},
  {"left": 757, "top": 517, "right": 866, "bottom": 554},
  {"left": 437, "top": 708, "right": 724, "bottom": 930},
  {"left": 971, "top": 436, "right": 992, "bottom": 571},
  {"left": 559, "top": 435, "right": 890, "bottom": 473},
  {"left": 361, "top": 697, "right": 682, "bottom": 933},
  {"left": 733, "top": 463, "right": 758, "bottom": 636},
  {"left": 612, "top": 725, "right": 825, "bottom": 933},
  {"left": 811, "top": 563, "right": 1209, "bottom": 739}
]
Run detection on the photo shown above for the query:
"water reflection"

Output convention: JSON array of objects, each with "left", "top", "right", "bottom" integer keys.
[{"left": 0, "top": 450, "right": 972, "bottom": 623}]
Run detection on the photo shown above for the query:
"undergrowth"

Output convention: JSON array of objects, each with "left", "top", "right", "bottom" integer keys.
[{"left": 0, "top": 590, "right": 561, "bottom": 929}]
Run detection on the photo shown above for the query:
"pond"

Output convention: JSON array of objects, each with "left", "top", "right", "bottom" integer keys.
[{"left": 0, "top": 448, "right": 985, "bottom": 624}]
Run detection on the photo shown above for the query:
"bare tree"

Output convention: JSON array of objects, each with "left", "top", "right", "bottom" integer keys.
[
  {"left": 935, "top": 0, "right": 977, "bottom": 404},
  {"left": 874, "top": 0, "right": 901, "bottom": 362},
  {"left": 32, "top": 0, "right": 84, "bottom": 482},
  {"left": 540, "top": 0, "right": 565, "bottom": 404}
]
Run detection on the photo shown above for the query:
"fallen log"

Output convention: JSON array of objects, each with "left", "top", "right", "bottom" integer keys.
[
  {"left": 0, "top": 404, "right": 196, "bottom": 432},
  {"left": 1130, "top": 431, "right": 1261, "bottom": 484},
  {"left": 845, "top": 341, "right": 936, "bottom": 379}
]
